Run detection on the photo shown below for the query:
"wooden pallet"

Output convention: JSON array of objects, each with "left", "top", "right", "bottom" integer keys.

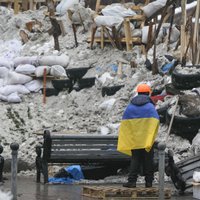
[{"left": 82, "top": 186, "right": 171, "bottom": 199}]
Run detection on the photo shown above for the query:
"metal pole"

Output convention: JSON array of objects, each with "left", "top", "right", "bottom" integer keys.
[
  {"left": 10, "top": 143, "right": 19, "bottom": 200},
  {"left": 0, "top": 145, "right": 4, "bottom": 183},
  {"left": 158, "top": 142, "right": 166, "bottom": 200}
]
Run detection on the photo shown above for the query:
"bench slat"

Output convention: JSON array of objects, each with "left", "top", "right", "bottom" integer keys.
[
  {"left": 50, "top": 150, "right": 121, "bottom": 154},
  {"left": 51, "top": 144, "right": 116, "bottom": 150},
  {"left": 50, "top": 134, "right": 118, "bottom": 140},
  {"left": 52, "top": 140, "right": 117, "bottom": 145}
]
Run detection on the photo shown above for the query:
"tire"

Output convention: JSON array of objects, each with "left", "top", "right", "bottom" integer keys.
[
  {"left": 166, "top": 108, "right": 200, "bottom": 142},
  {"left": 172, "top": 65, "right": 200, "bottom": 90},
  {"left": 156, "top": 105, "right": 168, "bottom": 123}
]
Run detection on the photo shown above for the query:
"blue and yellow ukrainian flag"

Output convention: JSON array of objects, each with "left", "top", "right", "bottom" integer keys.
[{"left": 117, "top": 103, "right": 159, "bottom": 156}]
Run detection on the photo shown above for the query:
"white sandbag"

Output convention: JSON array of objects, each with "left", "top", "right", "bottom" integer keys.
[
  {"left": 94, "top": 15, "right": 123, "bottom": 27},
  {"left": 0, "top": 94, "right": 7, "bottom": 101},
  {"left": 35, "top": 66, "right": 50, "bottom": 77},
  {"left": 38, "top": 54, "right": 70, "bottom": 68},
  {"left": 7, "top": 92, "right": 21, "bottom": 103},
  {"left": 0, "top": 79, "right": 3, "bottom": 87},
  {"left": 102, "top": 4, "right": 136, "bottom": 17},
  {"left": 0, "top": 57, "right": 14, "bottom": 69},
  {"left": 25, "top": 80, "right": 43, "bottom": 92},
  {"left": 0, "top": 85, "right": 30, "bottom": 96},
  {"left": 99, "top": 98, "right": 116, "bottom": 111},
  {"left": 193, "top": 171, "right": 200, "bottom": 183},
  {"left": 0, "top": 67, "right": 9, "bottom": 78},
  {"left": 5, "top": 71, "right": 32, "bottom": 85},
  {"left": 97, "top": 72, "right": 114, "bottom": 85},
  {"left": 15, "top": 64, "right": 36, "bottom": 75},
  {"left": 141, "top": 0, "right": 167, "bottom": 18},
  {"left": 50, "top": 65, "right": 67, "bottom": 78},
  {"left": 142, "top": 25, "right": 156, "bottom": 44},
  {"left": 56, "top": 0, "right": 79, "bottom": 15},
  {"left": 13, "top": 56, "right": 39, "bottom": 68},
  {"left": 168, "top": 26, "right": 180, "bottom": 43}
]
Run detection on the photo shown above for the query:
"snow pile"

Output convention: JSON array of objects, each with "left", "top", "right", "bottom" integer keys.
[{"left": 0, "top": 2, "right": 198, "bottom": 174}]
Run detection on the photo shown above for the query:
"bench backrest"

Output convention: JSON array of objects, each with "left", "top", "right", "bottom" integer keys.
[{"left": 42, "top": 130, "right": 130, "bottom": 166}]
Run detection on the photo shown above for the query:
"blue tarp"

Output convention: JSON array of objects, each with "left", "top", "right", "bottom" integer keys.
[{"left": 48, "top": 165, "right": 84, "bottom": 184}]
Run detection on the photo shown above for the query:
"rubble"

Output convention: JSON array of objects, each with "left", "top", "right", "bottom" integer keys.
[{"left": 0, "top": 1, "right": 199, "bottom": 182}]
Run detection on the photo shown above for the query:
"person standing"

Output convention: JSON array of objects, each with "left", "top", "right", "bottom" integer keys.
[{"left": 117, "top": 83, "right": 159, "bottom": 188}]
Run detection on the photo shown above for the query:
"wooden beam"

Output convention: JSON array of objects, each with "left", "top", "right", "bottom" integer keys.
[
  {"left": 181, "top": 0, "right": 187, "bottom": 62},
  {"left": 14, "top": 0, "right": 19, "bottom": 14},
  {"left": 124, "top": 18, "right": 133, "bottom": 51}
]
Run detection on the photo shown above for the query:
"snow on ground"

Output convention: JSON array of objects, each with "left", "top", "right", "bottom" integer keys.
[{"left": 0, "top": 4, "right": 196, "bottom": 175}]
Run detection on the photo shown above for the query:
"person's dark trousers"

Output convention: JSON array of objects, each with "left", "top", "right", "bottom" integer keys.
[{"left": 128, "top": 147, "right": 154, "bottom": 184}]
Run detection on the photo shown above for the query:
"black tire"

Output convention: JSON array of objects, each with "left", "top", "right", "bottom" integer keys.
[
  {"left": 166, "top": 108, "right": 200, "bottom": 142},
  {"left": 156, "top": 105, "right": 168, "bottom": 123},
  {"left": 172, "top": 65, "right": 200, "bottom": 90}
]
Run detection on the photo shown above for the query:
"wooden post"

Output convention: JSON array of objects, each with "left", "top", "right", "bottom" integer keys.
[
  {"left": 43, "top": 68, "right": 47, "bottom": 104},
  {"left": 181, "top": 0, "right": 187, "bottom": 63},
  {"left": 193, "top": 0, "right": 200, "bottom": 64},
  {"left": 95, "top": 0, "right": 101, "bottom": 13},
  {"left": 100, "top": 26, "right": 104, "bottom": 49},
  {"left": 124, "top": 18, "right": 133, "bottom": 51},
  {"left": 22, "top": 0, "right": 28, "bottom": 11},
  {"left": 14, "top": 0, "right": 19, "bottom": 14}
]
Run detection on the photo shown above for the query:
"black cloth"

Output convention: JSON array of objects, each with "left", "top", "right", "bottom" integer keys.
[{"left": 128, "top": 146, "right": 154, "bottom": 183}]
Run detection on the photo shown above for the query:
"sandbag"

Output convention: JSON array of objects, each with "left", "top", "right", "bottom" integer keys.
[
  {"left": 50, "top": 65, "right": 67, "bottom": 78},
  {"left": 94, "top": 15, "right": 123, "bottom": 27},
  {"left": 56, "top": 0, "right": 79, "bottom": 15},
  {"left": 102, "top": 4, "right": 136, "bottom": 17},
  {"left": 4, "top": 71, "right": 32, "bottom": 85},
  {"left": 15, "top": 64, "right": 36, "bottom": 75},
  {"left": 13, "top": 56, "right": 39, "bottom": 68},
  {"left": 7, "top": 92, "right": 21, "bottom": 103},
  {"left": 0, "top": 85, "right": 30, "bottom": 96},
  {"left": 35, "top": 66, "right": 50, "bottom": 77},
  {"left": 38, "top": 54, "right": 70, "bottom": 68},
  {"left": 25, "top": 80, "right": 43, "bottom": 92},
  {"left": 0, "top": 79, "right": 3, "bottom": 87},
  {"left": 0, "top": 94, "right": 7, "bottom": 101},
  {"left": 142, "top": 0, "right": 167, "bottom": 18},
  {"left": 0, "top": 67, "right": 9, "bottom": 78},
  {"left": 0, "top": 57, "right": 14, "bottom": 69}
]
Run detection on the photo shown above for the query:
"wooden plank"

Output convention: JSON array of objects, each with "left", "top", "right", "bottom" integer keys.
[
  {"left": 14, "top": 0, "right": 19, "bottom": 14},
  {"left": 87, "top": 37, "right": 141, "bottom": 43},
  {"left": 95, "top": 0, "right": 101, "bottom": 13},
  {"left": 100, "top": 26, "right": 104, "bottom": 49},
  {"left": 82, "top": 186, "right": 172, "bottom": 199},
  {"left": 123, "top": 18, "right": 133, "bottom": 51},
  {"left": 181, "top": 0, "right": 187, "bottom": 62}
]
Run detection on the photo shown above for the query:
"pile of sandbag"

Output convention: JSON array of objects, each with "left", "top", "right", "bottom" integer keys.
[{"left": 0, "top": 54, "right": 70, "bottom": 103}]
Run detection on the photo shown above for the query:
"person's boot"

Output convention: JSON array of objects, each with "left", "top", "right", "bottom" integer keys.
[
  {"left": 145, "top": 182, "right": 152, "bottom": 188},
  {"left": 123, "top": 182, "right": 136, "bottom": 188}
]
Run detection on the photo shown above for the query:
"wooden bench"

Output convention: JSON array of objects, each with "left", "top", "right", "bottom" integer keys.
[{"left": 36, "top": 130, "right": 130, "bottom": 183}]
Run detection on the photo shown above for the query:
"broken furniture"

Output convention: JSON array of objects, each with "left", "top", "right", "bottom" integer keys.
[
  {"left": 35, "top": 130, "right": 131, "bottom": 183},
  {"left": 166, "top": 150, "right": 200, "bottom": 193}
]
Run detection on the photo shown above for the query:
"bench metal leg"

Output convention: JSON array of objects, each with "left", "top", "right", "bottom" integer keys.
[
  {"left": 42, "top": 161, "right": 48, "bottom": 184},
  {"left": 36, "top": 146, "right": 42, "bottom": 183}
]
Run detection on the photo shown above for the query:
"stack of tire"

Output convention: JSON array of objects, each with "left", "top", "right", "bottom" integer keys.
[{"left": 166, "top": 65, "right": 200, "bottom": 142}]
